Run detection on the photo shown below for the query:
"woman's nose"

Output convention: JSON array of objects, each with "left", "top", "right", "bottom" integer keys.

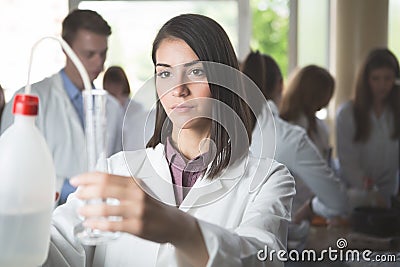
[
  {"left": 171, "top": 83, "right": 189, "bottom": 97},
  {"left": 171, "top": 71, "right": 190, "bottom": 97}
]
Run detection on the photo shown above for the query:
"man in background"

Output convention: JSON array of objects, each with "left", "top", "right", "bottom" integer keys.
[{"left": 1, "top": 9, "right": 123, "bottom": 204}]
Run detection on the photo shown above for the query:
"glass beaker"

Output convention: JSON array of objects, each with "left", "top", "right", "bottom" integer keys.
[{"left": 74, "top": 89, "right": 121, "bottom": 245}]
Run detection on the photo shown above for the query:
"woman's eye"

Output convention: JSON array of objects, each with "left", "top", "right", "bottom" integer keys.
[
  {"left": 190, "top": 68, "right": 205, "bottom": 77},
  {"left": 157, "top": 71, "right": 171, "bottom": 79}
]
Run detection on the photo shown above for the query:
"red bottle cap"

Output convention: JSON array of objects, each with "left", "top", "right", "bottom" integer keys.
[{"left": 12, "top": 94, "right": 39, "bottom": 115}]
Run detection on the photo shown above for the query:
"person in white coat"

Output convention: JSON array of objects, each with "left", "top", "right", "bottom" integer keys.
[
  {"left": 0, "top": 9, "right": 123, "bottom": 203},
  {"left": 336, "top": 48, "right": 400, "bottom": 207},
  {"left": 42, "top": 14, "right": 295, "bottom": 267},
  {"left": 242, "top": 51, "right": 348, "bottom": 248},
  {"left": 103, "top": 65, "right": 131, "bottom": 109},
  {"left": 280, "top": 65, "right": 335, "bottom": 164}
]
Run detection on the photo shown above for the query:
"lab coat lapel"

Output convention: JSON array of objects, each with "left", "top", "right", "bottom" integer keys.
[
  {"left": 130, "top": 144, "right": 176, "bottom": 206},
  {"left": 52, "top": 72, "right": 85, "bottom": 135},
  {"left": 179, "top": 155, "right": 248, "bottom": 212}
]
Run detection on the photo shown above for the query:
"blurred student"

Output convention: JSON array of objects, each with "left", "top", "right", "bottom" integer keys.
[
  {"left": 1, "top": 9, "right": 123, "bottom": 204},
  {"left": 103, "top": 65, "right": 131, "bottom": 109},
  {"left": 280, "top": 65, "right": 335, "bottom": 163},
  {"left": 242, "top": 51, "right": 348, "bottom": 248},
  {"left": 336, "top": 48, "right": 400, "bottom": 206}
]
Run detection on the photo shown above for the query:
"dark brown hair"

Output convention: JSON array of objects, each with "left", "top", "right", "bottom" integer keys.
[
  {"left": 147, "top": 14, "right": 253, "bottom": 179},
  {"left": 280, "top": 65, "right": 335, "bottom": 136},
  {"left": 103, "top": 66, "right": 131, "bottom": 97},
  {"left": 241, "top": 51, "right": 283, "bottom": 130},
  {"left": 353, "top": 48, "right": 400, "bottom": 142},
  {"left": 0, "top": 84, "right": 5, "bottom": 128},
  {"left": 62, "top": 9, "right": 111, "bottom": 45}
]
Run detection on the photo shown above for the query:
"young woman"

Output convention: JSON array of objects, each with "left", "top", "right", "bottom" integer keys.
[
  {"left": 280, "top": 65, "right": 335, "bottom": 163},
  {"left": 336, "top": 48, "right": 400, "bottom": 203},
  {"left": 44, "top": 14, "right": 295, "bottom": 267},
  {"left": 103, "top": 65, "right": 131, "bottom": 109}
]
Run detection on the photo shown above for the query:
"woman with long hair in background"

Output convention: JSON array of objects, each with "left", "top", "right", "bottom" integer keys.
[{"left": 336, "top": 48, "right": 400, "bottom": 206}]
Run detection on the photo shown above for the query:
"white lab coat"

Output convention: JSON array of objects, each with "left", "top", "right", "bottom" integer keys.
[
  {"left": 291, "top": 113, "right": 332, "bottom": 163},
  {"left": 0, "top": 72, "right": 123, "bottom": 192},
  {"left": 44, "top": 144, "right": 295, "bottom": 267},
  {"left": 336, "top": 101, "right": 399, "bottom": 197},
  {"left": 251, "top": 101, "right": 348, "bottom": 218}
]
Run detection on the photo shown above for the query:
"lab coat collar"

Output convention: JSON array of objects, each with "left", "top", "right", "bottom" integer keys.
[
  {"left": 129, "top": 144, "right": 249, "bottom": 210},
  {"left": 53, "top": 71, "right": 85, "bottom": 135},
  {"left": 267, "top": 100, "right": 279, "bottom": 116},
  {"left": 180, "top": 154, "right": 249, "bottom": 211},
  {"left": 126, "top": 144, "right": 176, "bottom": 206}
]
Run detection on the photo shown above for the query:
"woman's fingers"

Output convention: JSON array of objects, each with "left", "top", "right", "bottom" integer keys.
[
  {"left": 75, "top": 183, "right": 127, "bottom": 200},
  {"left": 71, "top": 172, "right": 172, "bottom": 238},
  {"left": 70, "top": 172, "right": 143, "bottom": 200},
  {"left": 78, "top": 201, "right": 146, "bottom": 218},
  {"left": 70, "top": 172, "right": 137, "bottom": 188},
  {"left": 83, "top": 219, "right": 124, "bottom": 232},
  {"left": 83, "top": 218, "right": 143, "bottom": 233},
  {"left": 79, "top": 203, "right": 125, "bottom": 217},
  {"left": 70, "top": 172, "right": 109, "bottom": 186}
]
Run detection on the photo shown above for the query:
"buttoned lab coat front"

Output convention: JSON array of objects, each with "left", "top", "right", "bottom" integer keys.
[
  {"left": 44, "top": 144, "right": 295, "bottom": 267},
  {"left": 0, "top": 72, "right": 123, "bottom": 192},
  {"left": 251, "top": 101, "right": 348, "bottom": 218}
]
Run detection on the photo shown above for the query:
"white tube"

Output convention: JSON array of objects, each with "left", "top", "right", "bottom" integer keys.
[
  {"left": 25, "top": 36, "right": 94, "bottom": 172},
  {"left": 25, "top": 36, "right": 92, "bottom": 95}
]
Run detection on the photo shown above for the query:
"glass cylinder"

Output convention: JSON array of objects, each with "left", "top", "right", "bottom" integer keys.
[{"left": 74, "top": 89, "right": 120, "bottom": 245}]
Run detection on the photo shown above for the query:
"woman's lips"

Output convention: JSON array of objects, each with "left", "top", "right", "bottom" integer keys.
[{"left": 171, "top": 104, "right": 195, "bottom": 113}]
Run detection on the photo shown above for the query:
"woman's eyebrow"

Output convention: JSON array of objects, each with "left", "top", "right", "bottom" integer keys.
[
  {"left": 183, "top": 60, "right": 201, "bottom": 67},
  {"left": 155, "top": 60, "right": 200, "bottom": 68},
  {"left": 156, "top": 63, "right": 170, "bottom": 67}
]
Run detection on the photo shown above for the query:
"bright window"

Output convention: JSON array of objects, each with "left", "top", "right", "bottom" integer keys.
[
  {"left": 250, "top": 0, "right": 289, "bottom": 76},
  {"left": 0, "top": 0, "right": 68, "bottom": 102},
  {"left": 297, "top": 0, "right": 330, "bottom": 69}
]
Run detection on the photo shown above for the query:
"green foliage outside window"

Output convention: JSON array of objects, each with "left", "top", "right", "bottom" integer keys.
[{"left": 250, "top": 0, "right": 289, "bottom": 77}]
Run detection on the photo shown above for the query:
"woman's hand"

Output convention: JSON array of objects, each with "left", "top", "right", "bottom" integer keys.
[
  {"left": 70, "top": 172, "right": 209, "bottom": 266},
  {"left": 70, "top": 172, "right": 174, "bottom": 242}
]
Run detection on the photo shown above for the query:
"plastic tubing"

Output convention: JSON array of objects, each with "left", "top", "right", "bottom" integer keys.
[
  {"left": 25, "top": 36, "right": 94, "bottom": 159},
  {"left": 25, "top": 36, "right": 92, "bottom": 96},
  {"left": 24, "top": 36, "right": 95, "bottom": 169}
]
